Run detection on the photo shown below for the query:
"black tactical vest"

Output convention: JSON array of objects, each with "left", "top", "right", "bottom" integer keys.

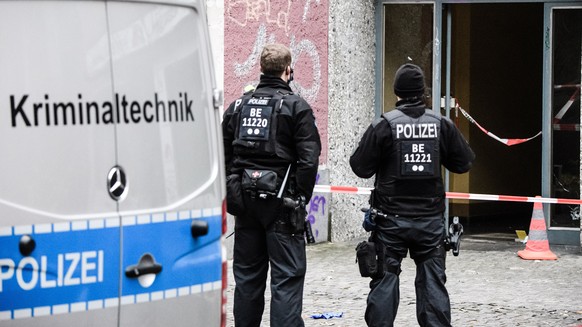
[
  {"left": 379, "top": 108, "right": 443, "bottom": 198},
  {"left": 231, "top": 91, "right": 295, "bottom": 162}
]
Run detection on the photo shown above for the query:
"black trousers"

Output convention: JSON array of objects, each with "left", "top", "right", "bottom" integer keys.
[
  {"left": 365, "top": 213, "right": 451, "bottom": 327},
  {"left": 233, "top": 196, "right": 306, "bottom": 327}
]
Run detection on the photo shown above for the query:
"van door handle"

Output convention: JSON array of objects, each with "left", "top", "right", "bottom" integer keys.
[
  {"left": 125, "top": 253, "right": 162, "bottom": 278},
  {"left": 191, "top": 220, "right": 209, "bottom": 238},
  {"left": 19, "top": 234, "right": 36, "bottom": 256}
]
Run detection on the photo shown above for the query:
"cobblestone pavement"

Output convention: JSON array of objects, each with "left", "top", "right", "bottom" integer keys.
[{"left": 226, "top": 236, "right": 582, "bottom": 326}]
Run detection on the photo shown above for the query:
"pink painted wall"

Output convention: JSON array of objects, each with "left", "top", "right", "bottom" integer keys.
[{"left": 224, "top": 0, "right": 329, "bottom": 163}]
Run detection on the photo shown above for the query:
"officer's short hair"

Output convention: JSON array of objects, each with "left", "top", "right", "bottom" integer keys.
[{"left": 260, "top": 44, "right": 292, "bottom": 76}]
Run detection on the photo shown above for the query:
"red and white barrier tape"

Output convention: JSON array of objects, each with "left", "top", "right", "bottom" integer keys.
[
  {"left": 455, "top": 102, "right": 542, "bottom": 146},
  {"left": 552, "top": 123, "right": 579, "bottom": 131},
  {"left": 314, "top": 185, "right": 373, "bottom": 195},
  {"left": 552, "top": 84, "right": 581, "bottom": 132},
  {"left": 553, "top": 87, "right": 580, "bottom": 122},
  {"left": 313, "top": 185, "right": 582, "bottom": 205},
  {"left": 554, "top": 84, "right": 581, "bottom": 90}
]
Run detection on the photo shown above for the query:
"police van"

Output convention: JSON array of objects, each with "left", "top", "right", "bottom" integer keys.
[{"left": 0, "top": 0, "right": 227, "bottom": 326}]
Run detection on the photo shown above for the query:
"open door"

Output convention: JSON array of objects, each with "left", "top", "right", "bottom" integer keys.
[
  {"left": 543, "top": 4, "right": 582, "bottom": 245},
  {"left": 439, "top": 3, "right": 545, "bottom": 236}
]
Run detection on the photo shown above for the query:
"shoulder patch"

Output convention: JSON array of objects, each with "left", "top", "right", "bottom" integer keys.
[{"left": 247, "top": 98, "right": 270, "bottom": 105}]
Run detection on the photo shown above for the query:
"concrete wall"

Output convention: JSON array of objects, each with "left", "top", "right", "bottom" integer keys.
[
  {"left": 212, "top": 1, "right": 582, "bottom": 248},
  {"left": 222, "top": 0, "right": 329, "bottom": 164},
  {"left": 218, "top": 0, "right": 335, "bottom": 257},
  {"left": 221, "top": 0, "right": 332, "bottom": 244},
  {"left": 327, "top": 0, "right": 376, "bottom": 242},
  {"left": 213, "top": 0, "right": 378, "bottom": 246}
]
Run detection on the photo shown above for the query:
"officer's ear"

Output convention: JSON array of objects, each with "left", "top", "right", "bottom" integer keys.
[{"left": 287, "top": 66, "right": 294, "bottom": 83}]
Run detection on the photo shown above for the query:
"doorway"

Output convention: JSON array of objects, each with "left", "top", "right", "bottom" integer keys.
[
  {"left": 446, "top": 3, "right": 544, "bottom": 235},
  {"left": 380, "top": 3, "right": 545, "bottom": 237}
]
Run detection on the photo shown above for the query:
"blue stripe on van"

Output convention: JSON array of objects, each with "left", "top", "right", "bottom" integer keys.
[{"left": 0, "top": 208, "right": 222, "bottom": 320}]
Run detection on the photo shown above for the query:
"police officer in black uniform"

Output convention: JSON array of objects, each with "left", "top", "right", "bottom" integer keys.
[
  {"left": 222, "top": 43, "right": 321, "bottom": 327},
  {"left": 350, "top": 63, "right": 475, "bottom": 327}
]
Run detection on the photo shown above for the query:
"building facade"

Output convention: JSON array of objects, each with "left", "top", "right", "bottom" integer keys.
[{"left": 210, "top": 0, "right": 582, "bottom": 248}]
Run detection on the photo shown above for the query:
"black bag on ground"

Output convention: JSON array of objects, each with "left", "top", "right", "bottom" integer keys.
[{"left": 226, "top": 174, "right": 245, "bottom": 216}]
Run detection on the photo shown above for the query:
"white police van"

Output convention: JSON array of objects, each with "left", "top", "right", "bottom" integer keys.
[{"left": 0, "top": 0, "right": 227, "bottom": 326}]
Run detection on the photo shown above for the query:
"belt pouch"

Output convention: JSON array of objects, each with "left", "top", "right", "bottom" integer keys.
[
  {"left": 241, "top": 169, "right": 278, "bottom": 199},
  {"left": 226, "top": 174, "right": 245, "bottom": 216},
  {"left": 356, "top": 241, "right": 379, "bottom": 278}
]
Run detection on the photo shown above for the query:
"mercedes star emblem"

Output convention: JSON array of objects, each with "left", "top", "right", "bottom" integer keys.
[{"left": 107, "top": 166, "right": 128, "bottom": 201}]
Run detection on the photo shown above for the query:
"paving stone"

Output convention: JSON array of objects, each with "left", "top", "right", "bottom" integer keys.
[{"left": 226, "top": 237, "right": 582, "bottom": 326}]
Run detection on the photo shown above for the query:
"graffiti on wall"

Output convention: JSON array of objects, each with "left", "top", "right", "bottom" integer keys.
[
  {"left": 224, "top": 0, "right": 328, "bottom": 163},
  {"left": 305, "top": 170, "right": 329, "bottom": 242},
  {"left": 307, "top": 194, "right": 327, "bottom": 241}
]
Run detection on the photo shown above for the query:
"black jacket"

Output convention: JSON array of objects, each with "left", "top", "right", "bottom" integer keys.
[
  {"left": 350, "top": 99, "right": 475, "bottom": 216},
  {"left": 222, "top": 75, "right": 321, "bottom": 201}
]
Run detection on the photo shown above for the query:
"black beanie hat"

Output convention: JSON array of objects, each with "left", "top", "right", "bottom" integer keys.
[{"left": 393, "top": 63, "right": 425, "bottom": 98}]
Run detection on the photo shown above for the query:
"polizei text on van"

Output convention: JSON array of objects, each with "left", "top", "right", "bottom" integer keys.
[
  {"left": 0, "top": 250, "right": 104, "bottom": 292},
  {"left": 9, "top": 93, "right": 195, "bottom": 127}
]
